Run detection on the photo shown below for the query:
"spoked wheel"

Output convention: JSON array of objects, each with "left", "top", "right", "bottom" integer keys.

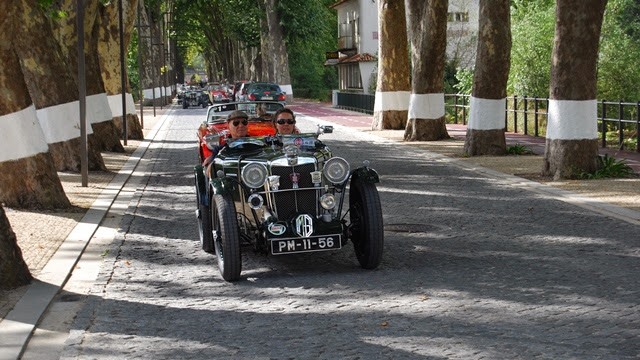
[
  {"left": 349, "top": 178, "right": 384, "bottom": 269},
  {"left": 195, "top": 177, "right": 214, "bottom": 253},
  {"left": 211, "top": 193, "right": 242, "bottom": 281}
]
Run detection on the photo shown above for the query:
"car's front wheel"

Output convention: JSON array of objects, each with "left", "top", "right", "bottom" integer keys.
[
  {"left": 349, "top": 178, "right": 383, "bottom": 269},
  {"left": 211, "top": 193, "right": 242, "bottom": 281}
]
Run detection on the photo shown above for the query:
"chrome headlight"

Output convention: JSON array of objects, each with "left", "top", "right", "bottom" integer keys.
[
  {"left": 247, "top": 193, "right": 264, "bottom": 210},
  {"left": 323, "top": 157, "right": 350, "bottom": 184},
  {"left": 241, "top": 163, "right": 268, "bottom": 188},
  {"left": 319, "top": 193, "right": 336, "bottom": 210}
]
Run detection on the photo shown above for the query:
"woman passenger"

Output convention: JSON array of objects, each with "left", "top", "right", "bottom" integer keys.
[{"left": 272, "top": 108, "right": 299, "bottom": 135}]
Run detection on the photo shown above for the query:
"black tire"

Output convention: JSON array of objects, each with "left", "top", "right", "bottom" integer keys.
[
  {"left": 211, "top": 193, "right": 242, "bottom": 281},
  {"left": 196, "top": 178, "right": 214, "bottom": 253},
  {"left": 183, "top": 103, "right": 188, "bottom": 109},
  {"left": 349, "top": 179, "right": 384, "bottom": 269}
]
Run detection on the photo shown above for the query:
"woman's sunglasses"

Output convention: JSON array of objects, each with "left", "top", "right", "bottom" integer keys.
[
  {"left": 231, "top": 119, "right": 248, "bottom": 126},
  {"left": 276, "top": 119, "right": 296, "bottom": 125}
]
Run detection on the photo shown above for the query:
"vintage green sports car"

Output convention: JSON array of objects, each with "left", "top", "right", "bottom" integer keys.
[{"left": 194, "top": 127, "right": 383, "bottom": 281}]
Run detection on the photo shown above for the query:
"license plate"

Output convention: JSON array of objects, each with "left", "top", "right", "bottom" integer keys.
[
  {"left": 262, "top": 96, "right": 273, "bottom": 100},
  {"left": 271, "top": 235, "right": 341, "bottom": 255}
]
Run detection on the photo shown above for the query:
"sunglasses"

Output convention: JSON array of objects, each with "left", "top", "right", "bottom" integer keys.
[
  {"left": 230, "top": 119, "right": 248, "bottom": 126},
  {"left": 276, "top": 119, "right": 296, "bottom": 125}
]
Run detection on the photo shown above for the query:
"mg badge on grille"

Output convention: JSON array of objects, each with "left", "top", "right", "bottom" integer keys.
[
  {"left": 290, "top": 172, "right": 300, "bottom": 189},
  {"left": 295, "top": 214, "right": 314, "bottom": 237}
]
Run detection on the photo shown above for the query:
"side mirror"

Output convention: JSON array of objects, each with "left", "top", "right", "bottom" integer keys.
[
  {"left": 316, "top": 124, "right": 333, "bottom": 135},
  {"left": 204, "top": 134, "right": 221, "bottom": 149}
]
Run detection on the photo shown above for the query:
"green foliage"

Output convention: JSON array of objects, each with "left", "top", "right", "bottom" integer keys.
[
  {"left": 444, "top": 61, "right": 459, "bottom": 94},
  {"left": 596, "top": 0, "right": 640, "bottom": 101},
  {"left": 454, "top": 68, "right": 473, "bottom": 94},
  {"left": 578, "top": 155, "right": 635, "bottom": 179},
  {"left": 285, "top": 0, "right": 338, "bottom": 100},
  {"left": 506, "top": 143, "right": 534, "bottom": 155},
  {"left": 279, "top": 0, "right": 335, "bottom": 43},
  {"left": 507, "top": 3, "right": 554, "bottom": 97},
  {"left": 505, "top": 0, "right": 640, "bottom": 102},
  {"left": 127, "top": 33, "right": 140, "bottom": 101},
  {"left": 613, "top": 0, "right": 640, "bottom": 41}
]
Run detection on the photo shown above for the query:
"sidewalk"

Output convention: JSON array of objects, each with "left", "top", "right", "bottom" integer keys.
[
  {"left": 292, "top": 99, "right": 640, "bottom": 174},
  {"left": 0, "top": 101, "right": 173, "bottom": 359}
]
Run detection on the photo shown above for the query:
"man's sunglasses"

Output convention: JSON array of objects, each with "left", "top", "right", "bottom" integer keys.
[
  {"left": 230, "top": 119, "right": 248, "bottom": 126},
  {"left": 276, "top": 119, "right": 296, "bottom": 125}
]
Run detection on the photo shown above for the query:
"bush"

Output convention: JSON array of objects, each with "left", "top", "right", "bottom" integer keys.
[{"left": 578, "top": 154, "right": 635, "bottom": 179}]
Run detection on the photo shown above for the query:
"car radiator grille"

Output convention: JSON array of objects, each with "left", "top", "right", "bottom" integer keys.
[{"left": 270, "top": 163, "right": 318, "bottom": 220}]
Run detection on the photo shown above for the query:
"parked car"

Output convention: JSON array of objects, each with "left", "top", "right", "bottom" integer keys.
[
  {"left": 207, "top": 83, "right": 232, "bottom": 103},
  {"left": 196, "top": 101, "right": 284, "bottom": 163},
  {"left": 244, "top": 82, "right": 287, "bottom": 103},
  {"left": 194, "top": 124, "right": 383, "bottom": 281},
  {"left": 182, "top": 89, "right": 210, "bottom": 109}
]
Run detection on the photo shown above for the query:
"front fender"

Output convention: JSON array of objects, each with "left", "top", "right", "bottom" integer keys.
[
  {"left": 209, "top": 176, "right": 236, "bottom": 195},
  {"left": 350, "top": 166, "right": 380, "bottom": 184},
  {"left": 194, "top": 165, "right": 209, "bottom": 206}
]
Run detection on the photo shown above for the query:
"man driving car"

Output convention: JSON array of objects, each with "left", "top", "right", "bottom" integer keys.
[{"left": 203, "top": 110, "right": 249, "bottom": 176}]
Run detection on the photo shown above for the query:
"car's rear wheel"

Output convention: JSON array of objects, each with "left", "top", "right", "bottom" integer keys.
[
  {"left": 211, "top": 193, "right": 241, "bottom": 281},
  {"left": 349, "top": 178, "right": 383, "bottom": 269},
  {"left": 195, "top": 178, "right": 214, "bottom": 253}
]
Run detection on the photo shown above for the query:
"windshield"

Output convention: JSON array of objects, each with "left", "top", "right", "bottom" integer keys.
[
  {"left": 208, "top": 102, "right": 284, "bottom": 124},
  {"left": 280, "top": 134, "right": 319, "bottom": 151}
]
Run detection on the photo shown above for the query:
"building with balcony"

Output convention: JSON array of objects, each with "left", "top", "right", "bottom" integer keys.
[
  {"left": 327, "top": 0, "right": 378, "bottom": 94},
  {"left": 328, "top": 0, "right": 479, "bottom": 97}
]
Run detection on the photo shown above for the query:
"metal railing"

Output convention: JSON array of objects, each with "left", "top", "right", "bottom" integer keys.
[
  {"left": 335, "top": 91, "right": 375, "bottom": 114},
  {"left": 445, "top": 94, "right": 639, "bottom": 152},
  {"left": 331, "top": 91, "right": 639, "bottom": 152}
]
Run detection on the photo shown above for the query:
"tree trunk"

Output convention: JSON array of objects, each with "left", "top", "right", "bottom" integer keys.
[
  {"left": 139, "top": 2, "right": 161, "bottom": 107},
  {"left": 542, "top": 0, "right": 606, "bottom": 179},
  {"left": 263, "top": 0, "right": 293, "bottom": 101},
  {"left": 403, "top": 0, "right": 449, "bottom": 140},
  {"left": 0, "top": 1, "right": 70, "bottom": 209},
  {"left": 372, "top": 0, "right": 411, "bottom": 130},
  {"left": 97, "top": 0, "right": 144, "bottom": 140},
  {"left": 50, "top": 0, "right": 124, "bottom": 154},
  {"left": 0, "top": 206, "right": 32, "bottom": 290},
  {"left": 464, "top": 0, "right": 511, "bottom": 155},
  {"left": 258, "top": 1, "right": 273, "bottom": 83},
  {"left": 15, "top": 0, "right": 106, "bottom": 172}
]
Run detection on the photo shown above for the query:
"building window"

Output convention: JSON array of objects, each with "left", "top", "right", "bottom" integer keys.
[
  {"left": 339, "top": 64, "right": 362, "bottom": 90},
  {"left": 447, "top": 12, "right": 469, "bottom": 22}
]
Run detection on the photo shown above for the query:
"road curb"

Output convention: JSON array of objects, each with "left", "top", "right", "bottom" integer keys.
[{"left": 0, "top": 107, "right": 174, "bottom": 360}]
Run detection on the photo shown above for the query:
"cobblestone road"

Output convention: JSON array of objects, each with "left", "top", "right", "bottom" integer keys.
[{"left": 59, "top": 108, "right": 639, "bottom": 359}]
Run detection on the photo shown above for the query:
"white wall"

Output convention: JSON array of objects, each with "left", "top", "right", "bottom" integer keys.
[
  {"left": 447, "top": 0, "right": 480, "bottom": 68},
  {"left": 359, "top": 62, "right": 377, "bottom": 94},
  {"left": 358, "top": 0, "right": 379, "bottom": 55}
]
